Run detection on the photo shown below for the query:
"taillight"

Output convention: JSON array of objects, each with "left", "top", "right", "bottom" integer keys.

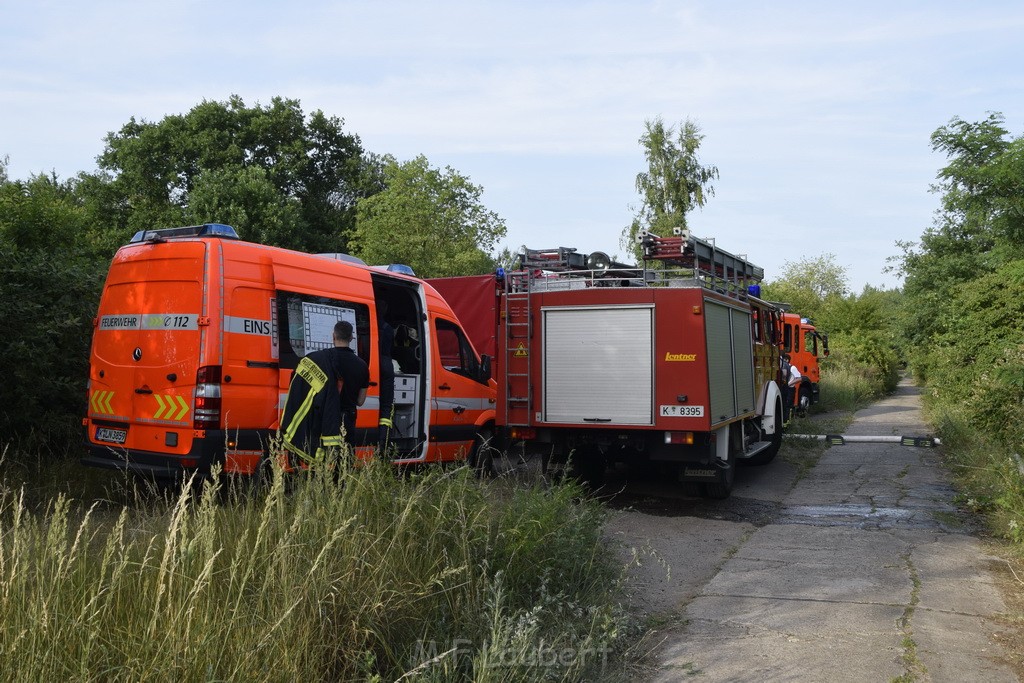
[{"left": 194, "top": 365, "right": 222, "bottom": 430}]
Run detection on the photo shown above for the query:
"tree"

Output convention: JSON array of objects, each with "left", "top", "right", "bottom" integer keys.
[
  {"left": 351, "top": 155, "right": 506, "bottom": 278},
  {"left": 895, "top": 112, "right": 1024, "bottom": 452},
  {"left": 0, "top": 172, "right": 106, "bottom": 454},
  {"left": 621, "top": 117, "right": 719, "bottom": 257},
  {"left": 82, "top": 95, "right": 374, "bottom": 254},
  {"left": 762, "top": 253, "right": 849, "bottom": 321},
  {"left": 895, "top": 113, "right": 1024, "bottom": 353}
]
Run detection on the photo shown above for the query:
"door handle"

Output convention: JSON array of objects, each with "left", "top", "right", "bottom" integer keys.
[
  {"left": 438, "top": 383, "right": 451, "bottom": 391},
  {"left": 452, "top": 405, "right": 465, "bottom": 414},
  {"left": 135, "top": 387, "right": 153, "bottom": 394}
]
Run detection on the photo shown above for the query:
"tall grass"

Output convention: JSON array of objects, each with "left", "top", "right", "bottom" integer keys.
[
  {"left": 816, "top": 360, "right": 892, "bottom": 414},
  {"left": 930, "top": 405, "right": 1024, "bottom": 545},
  {"left": 0, "top": 453, "right": 626, "bottom": 681}
]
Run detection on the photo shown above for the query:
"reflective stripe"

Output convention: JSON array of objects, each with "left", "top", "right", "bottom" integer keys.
[
  {"left": 379, "top": 418, "right": 393, "bottom": 428},
  {"left": 284, "top": 386, "right": 317, "bottom": 443},
  {"left": 294, "top": 356, "right": 327, "bottom": 392}
]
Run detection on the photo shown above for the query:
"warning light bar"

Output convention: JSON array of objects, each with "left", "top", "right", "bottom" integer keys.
[{"left": 130, "top": 223, "right": 240, "bottom": 244}]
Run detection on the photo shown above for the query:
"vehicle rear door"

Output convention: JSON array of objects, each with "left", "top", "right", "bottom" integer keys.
[{"left": 88, "top": 242, "right": 206, "bottom": 453}]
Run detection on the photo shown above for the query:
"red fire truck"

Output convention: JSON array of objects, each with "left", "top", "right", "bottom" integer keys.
[{"left": 429, "top": 229, "right": 785, "bottom": 498}]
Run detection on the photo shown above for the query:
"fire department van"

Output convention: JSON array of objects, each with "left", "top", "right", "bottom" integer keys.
[{"left": 82, "top": 223, "right": 496, "bottom": 479}]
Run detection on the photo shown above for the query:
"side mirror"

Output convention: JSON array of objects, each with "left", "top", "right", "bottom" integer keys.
[{"left": 479, "top": 354, "right": 493, "bottom": 383}]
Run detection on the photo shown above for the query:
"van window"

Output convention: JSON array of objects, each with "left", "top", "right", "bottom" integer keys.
[
  {"left": 783, "top": 323, "right": 793, "bottom": 353},
  {"left": 276, "top": 291, "right": 371, "bottom": 370},
  {"left": 435, "top": 319, "right": 482, "bottom": 383}
]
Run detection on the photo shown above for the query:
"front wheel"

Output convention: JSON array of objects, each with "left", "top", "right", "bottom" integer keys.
[
  {"left": 797, "top": 385, "right": 812, "bottom": 417},
  {"left": 468, "top": 428, "right": 495, "bottom": 478}
]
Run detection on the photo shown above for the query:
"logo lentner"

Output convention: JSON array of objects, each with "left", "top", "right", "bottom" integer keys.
[{"left": 664, "top": 352, "right": 697, "bottom": 361}]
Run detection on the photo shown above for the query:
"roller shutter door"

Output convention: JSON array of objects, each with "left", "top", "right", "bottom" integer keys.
[{"left": 543, "top": 306, "right": 653, "bottom": 425}]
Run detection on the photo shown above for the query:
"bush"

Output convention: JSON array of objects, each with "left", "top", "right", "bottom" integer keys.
[{"left": 0, "top": 245, "right": 105, "bottom": 457}]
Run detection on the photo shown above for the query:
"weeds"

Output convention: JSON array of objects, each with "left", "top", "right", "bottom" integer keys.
[
  {"left": 0, "top": 450, "right": 627, "bottom": 681},
  {"left": 931, "top": 405, "right": 1024, "bottom": 547}
]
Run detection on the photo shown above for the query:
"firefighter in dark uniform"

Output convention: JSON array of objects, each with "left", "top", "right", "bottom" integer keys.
[
  {"left": 281, "top": 320, "right": 369, "bottom": 465},
  {"left": 333, "top": 320, "right": 370, "bottom": 446}
]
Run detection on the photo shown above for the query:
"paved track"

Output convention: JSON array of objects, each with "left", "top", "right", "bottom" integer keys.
[{"left": 605, "top": 378, "right": 1017, "bottom": 682}]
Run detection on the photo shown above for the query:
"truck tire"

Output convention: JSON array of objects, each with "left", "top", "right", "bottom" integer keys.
[
  {"left": 468, "top": 427, "right": 495, "bottom": 478},
  {"left": 569, "top": 450, "right": 607, "bottom": 490},
  {"left": 797, "top": 385, "right": 812, "bottom": 417},
  {"left": 703, "top": 458, "right": 735, "bottom": 499},
  {"left": 746, "top": 399, "right": 783, "bottom": 466}
]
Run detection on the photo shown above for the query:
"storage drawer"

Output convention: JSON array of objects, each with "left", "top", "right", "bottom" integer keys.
[
  {"left": 395, "top": 389, "right": 416, "bottom": 405},
  {"left": 395, "top": 375, "right": 418, "bottom": 391}
]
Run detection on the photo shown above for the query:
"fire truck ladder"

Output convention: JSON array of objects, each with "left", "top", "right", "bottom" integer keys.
[
  {"left": 638, "top": 227, "right": 764, "bottom": 297},
  {"left": 502, "top": 266, "right": 538, "bottom": 427}
]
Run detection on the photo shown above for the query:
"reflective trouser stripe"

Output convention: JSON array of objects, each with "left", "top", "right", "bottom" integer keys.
[{"left": 284, "top": 386, "right": 316, "bottom": 444}]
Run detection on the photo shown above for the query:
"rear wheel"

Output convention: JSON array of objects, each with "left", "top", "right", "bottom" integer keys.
[
  {"left": 566, "top": 447, "right": 606, "bottom": 490},
  {"left": 747, "top": 399, "right": 783, "bottom": 466},
  {"left": 703, "top": 428, "right": 737, "bottom": 499},
  {"left": 703, "top": 457, "right": 735, "bottom": 499}
]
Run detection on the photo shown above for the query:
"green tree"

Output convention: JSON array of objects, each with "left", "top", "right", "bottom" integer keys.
[
  {"left": 895, "top": 113, "right": 1024, "bottom": 347},
  {"left": 762, "top": 253, "right": 849, "bottom": 321},
  {"left": 351, "top": 155, "right": 506, "bottom": 277},
  {"left": 621, "top": 117, "right": 719, "bottom": 257},
  {"left": 0, "top": 171, "right": 106, "bottom": 454},
  {"left": 82, "top": 95, "right": 373, "bottom": 253},
  {"left": 896, "top": 112, "right": 1024, "bottom": 452}
]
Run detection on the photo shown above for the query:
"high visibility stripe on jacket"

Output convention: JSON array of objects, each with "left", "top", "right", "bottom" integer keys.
[{"left": 280, "top": 349, "right": 344, "bottom": 464}]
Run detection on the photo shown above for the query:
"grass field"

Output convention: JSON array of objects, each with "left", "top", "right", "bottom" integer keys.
[{"left": 0, "top": 449, "right": 628, "bottom": 681}]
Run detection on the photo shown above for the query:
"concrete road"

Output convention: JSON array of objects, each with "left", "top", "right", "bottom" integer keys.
[{"left": 604, "top": 378, "right": 1018, "bottom": 682}]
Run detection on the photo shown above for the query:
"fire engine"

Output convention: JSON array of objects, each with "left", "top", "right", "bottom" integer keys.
[
  {"left": 779, "top": 312, "right": 829, "bottom": 415},
  {"left": 429, "top": 228, "right": 786, "bottom": 498}
]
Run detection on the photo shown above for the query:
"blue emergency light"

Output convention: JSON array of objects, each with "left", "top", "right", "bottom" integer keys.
[{"left": 130, "top": 223, "right": 240, "bottom": 243}]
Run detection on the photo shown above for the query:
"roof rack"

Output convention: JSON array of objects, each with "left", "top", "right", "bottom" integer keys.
[{"left": 511, "top": 229, "right": 764, "bottom": 300}]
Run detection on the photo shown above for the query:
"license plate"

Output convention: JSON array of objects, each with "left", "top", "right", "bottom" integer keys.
[
  {"left": 95, "top": 427, "right": 127, "bottom": 444},
  {"left": 660, "top": 405, "right": 705, "bottom": 417}
]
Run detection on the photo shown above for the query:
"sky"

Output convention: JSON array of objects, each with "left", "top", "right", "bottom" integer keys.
[{"left": 3, "top": 1, "right": 1023, "bottom": 292}]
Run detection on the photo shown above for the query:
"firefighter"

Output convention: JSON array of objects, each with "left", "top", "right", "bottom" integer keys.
[
  {"left": 280, "top": 320, "right": 369, "bottom": 465},
  {"left": 782, "top": 353, "right": 802, "bottom": 423}
]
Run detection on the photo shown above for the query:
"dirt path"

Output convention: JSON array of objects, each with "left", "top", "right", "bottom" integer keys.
[{"left": 606, "top": 378, "right": 1019, "bottom": 681}]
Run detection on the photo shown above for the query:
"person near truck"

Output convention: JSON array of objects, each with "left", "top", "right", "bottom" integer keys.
[
  {"left": 783, "top": 353, "right": 802, "bottom": 422},
  {"left": 281, "top": 320, "right": 369, "bottom": 464},
  {"left": 333, "top": 320, "right": 370, "bottom": 447}
]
